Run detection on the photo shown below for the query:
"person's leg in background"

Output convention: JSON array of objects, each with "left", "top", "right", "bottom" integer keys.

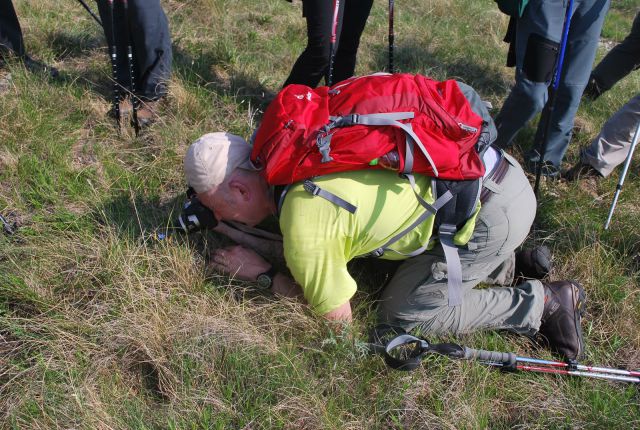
[
  {"left": 0, "top": 0, "right": 25, "bottom": 57},
  {"left": 97, "top": 0, "right": 173, "bottom": 126},
  {"left": 493, "top": 0, "right": 567, "bottom": 151},
  {"left": 586, "top": 11, "right": 640, "bottom": 98},
  {"left": 283, "top": 0, "right": 345, "bottom": 87},
  {"left": 127, "top": 0, "right": 172, "bottom": 125},
  {"left": 128, "top": 0, "right": 172, "bottom": 102},
  {"left": 0, "top": 0, "right": 58, "bottom": 77},
  {"left": 332, "top": 0, "right": 373, "bottom": 83},
  {"left": 566, "top": 94, "right": 640, "bottom": 178},
  {"left": 533, "top": 0, "right": 610, "bottom": 168}
]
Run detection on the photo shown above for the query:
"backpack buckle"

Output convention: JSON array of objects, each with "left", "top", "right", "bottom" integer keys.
[
  {"left": 303, "top": 180, "right": 321, "bottom": 196},
  {"left": 331, "top": 114, "right": 359, "bottom": 127},
  {"left": 439, "top": 224, "right": 457, "bottom": 237}
]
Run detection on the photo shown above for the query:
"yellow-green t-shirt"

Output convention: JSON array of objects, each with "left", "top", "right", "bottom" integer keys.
[
  {"left": 279, "top": 169, "right": 441, "bottom": 315},
  {"left": 279, "top": 169, "right": 479, "bottom": 314}
]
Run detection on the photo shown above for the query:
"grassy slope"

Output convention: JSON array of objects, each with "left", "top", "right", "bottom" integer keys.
[{"left": 1, "top": 0, "right": 639, "bottom": 428}]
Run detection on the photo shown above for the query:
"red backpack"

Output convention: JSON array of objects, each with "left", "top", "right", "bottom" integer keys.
[
  {"left": 251, "top": 73, "right": 496, "bottom": 308},
  {"left": 251, "top": 73, "right": 487, "bottom": 185}
]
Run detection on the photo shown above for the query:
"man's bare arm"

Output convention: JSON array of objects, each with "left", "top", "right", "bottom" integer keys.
[
  {"left": 214, "top": 222, "right": 285, "bottom": 267},
  {"left": 209, "top": 245, "right": 351, "bottom": 323}
]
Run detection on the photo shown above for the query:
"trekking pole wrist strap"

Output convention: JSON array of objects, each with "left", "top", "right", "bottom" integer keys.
[{"left": 381, "top": 334, "right": 518, "bottom": 371}]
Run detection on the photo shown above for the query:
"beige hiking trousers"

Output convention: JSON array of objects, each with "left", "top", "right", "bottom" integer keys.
[{"left": 379, "top": 153, "right": 545, "bottom": 336}]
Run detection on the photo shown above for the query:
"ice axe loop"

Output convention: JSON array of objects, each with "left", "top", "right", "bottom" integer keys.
[{"left": 377, "top": 333, "right": 640, "bottom": 384}]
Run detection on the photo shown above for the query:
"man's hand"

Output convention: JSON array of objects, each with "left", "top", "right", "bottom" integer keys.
[
  {"left": 324, "top": 301, "right": 352, "bottom": 322},
  {"left": 212, "top": 221, "right": 286, "bottom": 268},
  {"left": 210, "top": 245, "right": 271, "bottom": 281}
]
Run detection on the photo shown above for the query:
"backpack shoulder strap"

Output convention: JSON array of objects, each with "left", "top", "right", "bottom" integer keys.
[
  {"left": 277, "top": 180, "right": 358, "bottom": 216},
  {"left": 362, "top": 178, "right": 452, "bottom": 258},
  {"left": 433, "top": 179, "right": 482, "bottom": 306}
]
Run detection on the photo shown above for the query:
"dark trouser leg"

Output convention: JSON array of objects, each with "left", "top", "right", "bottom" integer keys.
[
  {"left": 332, "top": 0, "right": 373, "bottom": 83},
  {"left": 283, "top": 0, "right": 345, "bottom": 87},
  {"left": 494, "top": 0, "right": 567, "bottom": 149},
  {"left": 127, "top": 0, "right": 172, "bottom": 100},
  {"left": 0, "top": 0, "right": 25, "bottom": 56},
  {"left": 591, "top": 11, "right": 640, "bottom": 92},
  {"left": 97, "top": 0, "right": 172, "bottom": 100}
]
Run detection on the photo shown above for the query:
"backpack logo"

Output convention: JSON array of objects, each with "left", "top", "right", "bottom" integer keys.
[{"left": 294, "top": 92, "right": 312, "bottom": 101}]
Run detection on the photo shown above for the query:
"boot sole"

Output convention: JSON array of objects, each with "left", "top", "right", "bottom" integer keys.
[{"left": 567, "top": 280, "right": 586, "bottom": 360}]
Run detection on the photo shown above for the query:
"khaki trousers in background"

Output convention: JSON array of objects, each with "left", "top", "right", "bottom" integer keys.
[
  {"left": 582, "top": 94, "right": 640, "bottom": 178},
  {"left": 379, "top": 153, "right": 545, "bottom": 336}
]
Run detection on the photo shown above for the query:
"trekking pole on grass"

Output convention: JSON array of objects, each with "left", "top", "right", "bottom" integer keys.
[
  {"left": 120, "top": 0, "right": 140, "bottom": 136},
  {"left": 0, "top": 213, "right": 15, "bottom": 235},
  {"left": 107, "top": 0, "right": 120, "bottom": 132},
  {"left": 388, "top": 0, "right": 395, "bottom": 73},
  {"left": 327, "top": 0, "right": 341, "bottom": 86},
  {"left": 604, "top": 121, "right": 640, "bottom": 230},
  {"left": 533, "top": 0, "right": 574, "bottom": 196},
  {"left": 75, "top": 0, "right": 102, "bottom": 27},
  {"left": 379, "top": 334, "right": 640, "bottom": 384}
]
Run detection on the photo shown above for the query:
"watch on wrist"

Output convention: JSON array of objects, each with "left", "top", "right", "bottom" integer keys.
[{"left": 256, "top": 266, "right": 277, "bottom": 290}]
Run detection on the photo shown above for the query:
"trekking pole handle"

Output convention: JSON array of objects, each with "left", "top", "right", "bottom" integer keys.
[{"left": 463, "top": 347, "right": 518, "bottom": 369}]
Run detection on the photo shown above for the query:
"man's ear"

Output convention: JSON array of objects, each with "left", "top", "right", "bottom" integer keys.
[{"left": 228, "top": 179, "right": 251, "bottom": 202}]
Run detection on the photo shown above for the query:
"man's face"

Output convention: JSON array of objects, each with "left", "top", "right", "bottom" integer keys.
[
  {"left": 197, "top": 188, "right": 242, "bottom": 225},
  {"left": 197, "top": 179, "right": 268, "bottom": 227}
]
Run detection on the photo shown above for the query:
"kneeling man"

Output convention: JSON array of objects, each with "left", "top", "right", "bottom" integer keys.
[{"left": 183, "top": 132, "right": 586, "bottom": 360}]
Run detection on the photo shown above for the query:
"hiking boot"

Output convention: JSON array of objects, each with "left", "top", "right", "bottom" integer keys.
[
  {"left": 107, "top": 97, "right": 133, "bottom": 119},
  {"left": 539, "top": 280, "right": 586, "bottom": 360},
  {"left": 583, "top": 76, "right": 605, "bottom": 101},
  {"left": 525, "top": 150, "right": 561, "bottom": 179},
  {"left": 562, "top": 161, "right": 602, "bottom": 182},
  {"left": 22, "top": 55, "right": 59, "bottom": 79},
  {"left": 515, "top": 246, "right": 552, "bottom": 280},
  {"left": 133, "top": 99, "right": 161, "bottom": 128}
]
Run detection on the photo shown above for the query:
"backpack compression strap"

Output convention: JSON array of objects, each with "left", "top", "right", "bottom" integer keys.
[
  {"left": 303, "top": 180, "right": 357, "bottom": 214},
  {"left": 321, "top": 112, "right": 440, "bottom": 177}
]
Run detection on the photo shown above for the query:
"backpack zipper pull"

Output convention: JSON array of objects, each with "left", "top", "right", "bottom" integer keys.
[
  {"left": 316, "top": 134, "right": 335, "bottom": 163},
  {"left": 458, "top": 123, "right": 478, "bottom": 133}
]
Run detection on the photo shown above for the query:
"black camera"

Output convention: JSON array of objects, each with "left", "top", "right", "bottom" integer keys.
[{"left": 174, "top": 187, "right": 218, "bottom": 233}]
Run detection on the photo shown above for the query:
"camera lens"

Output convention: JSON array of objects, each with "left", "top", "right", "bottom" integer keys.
[{"left": 175, "top": 196, "right": 217, "bottom": 233}]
